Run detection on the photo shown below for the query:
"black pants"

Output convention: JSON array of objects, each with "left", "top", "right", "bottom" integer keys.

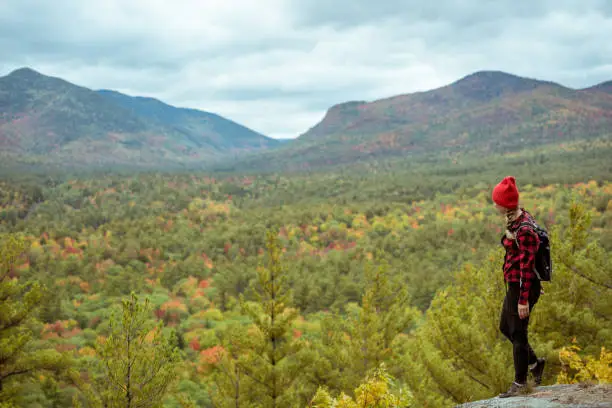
[{"left": 499, "top": 280, "right": 541, "bottom": 383}]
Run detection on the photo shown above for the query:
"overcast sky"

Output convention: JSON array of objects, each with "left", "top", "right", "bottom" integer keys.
[{"left": 2, "top": 1, "right": 612, "bottom": 139}]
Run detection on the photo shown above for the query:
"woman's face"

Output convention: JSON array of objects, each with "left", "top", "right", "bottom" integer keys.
[{"left": 495, "top": 203, "right": 508, "bottom": 215}]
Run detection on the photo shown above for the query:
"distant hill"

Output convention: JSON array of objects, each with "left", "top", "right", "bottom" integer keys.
[
  {"left": 96, "top": 90, "right": 275, "bottom": 152},
  {"left": 227, "top": 70, "right": 612, "bottom": 171},
  {"left": 586, "top": 80, "right": 612, "bottom": 94},
  {"left": 0, "top": 67, "right": 278, "bottom": 168}
]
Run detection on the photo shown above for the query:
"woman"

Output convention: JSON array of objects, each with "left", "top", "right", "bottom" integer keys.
[{"left": 492, "top": 176, "right": 546, "bottom": 398}]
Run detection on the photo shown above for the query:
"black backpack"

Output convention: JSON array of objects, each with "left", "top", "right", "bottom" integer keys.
[{"left": 515, "top": 220, "right": 552, "bottom": 282}]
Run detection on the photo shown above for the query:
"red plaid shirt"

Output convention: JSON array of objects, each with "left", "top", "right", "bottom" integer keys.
[{"left": 501, "top": 209, "right": 540, "bottom": 305}]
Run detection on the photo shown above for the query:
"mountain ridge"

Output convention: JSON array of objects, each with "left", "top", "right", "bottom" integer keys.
[
  {"left": 586, "top": 80, "right": 612, "bottom": 93},
  {"left": 2, "top": 67, "right": 612, "bottom": 172},
  {"left": 225, "top": 69, "right": 612, "bottom": 171},
  {"left": 0, "top": 67, "right": 278, "bottom": 168},
  {"left": 96, "top": 89, "right": 276, "bottom": 151},
  {"left": 300, "top": 70, "right": 576, "bottom": 140}
]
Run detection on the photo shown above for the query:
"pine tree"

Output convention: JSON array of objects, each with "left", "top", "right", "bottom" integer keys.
[
  {"left": 228, "top": 230, "right": 307, "bottom": 407},
  {"left": 0, "top": 234, "right": 68, "bottom": 406},
  {"left": 352, "top": 257, "right": 416, "bottom": 379},
  {"left": 401, "top": 258, "right": 511, "bottom": 407},
  {"left": 315, "top": 254, "right": 418, "bottom": 395},
  {"left": 532, "top": 201, "right": 612, "bottom": 354},
  {"left": 75, "top": 292, "right": 180, "bottom": 408},
  {"left": 206, "top": 323, "right": 253, "bottom": 408}
]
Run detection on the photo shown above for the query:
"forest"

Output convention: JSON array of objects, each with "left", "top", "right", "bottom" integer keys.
[{"left": 1, "top": 138, "right": 611, "bottom": 407}]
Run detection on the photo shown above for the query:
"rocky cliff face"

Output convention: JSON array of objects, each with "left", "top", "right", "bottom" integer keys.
[{"left": 456, "top": 384, "right": 612, "bottom": 408}]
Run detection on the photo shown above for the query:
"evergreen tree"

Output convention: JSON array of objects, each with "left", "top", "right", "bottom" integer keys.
[
  {"left": 230, "top": 230, "right": 308, "bottom": 407},
  {"left": 75, "top": 292, "right": 180, "bottom": 408},
  {"left": 401, "top": 257, "right": 511, "bottom": 407},
  {"left": 351, "top": 257, "right": 416, "bottom": 379},
  {"left": 532, "top": 202, "right": 612, "bottom": 354},
  {"left": 0, "top": 234, "right": 68, "bottom": 406},
  {"left": 212, "top": 262, "right": 254, "bottom": 312},
  {"left": 207, "top": 324, "right": 253, "bottom": 408},
  {"left": 315, "top": 255, "right": 418, "bottom": 395}
]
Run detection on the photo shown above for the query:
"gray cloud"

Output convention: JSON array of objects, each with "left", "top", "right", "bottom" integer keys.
[{"left": 1, "top": 0, "right": 612, "bottom": 138}]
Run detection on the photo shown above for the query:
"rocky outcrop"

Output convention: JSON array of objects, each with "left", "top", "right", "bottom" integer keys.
[{"left": 456, "top": 383, "right": 612, "bottom": 408}]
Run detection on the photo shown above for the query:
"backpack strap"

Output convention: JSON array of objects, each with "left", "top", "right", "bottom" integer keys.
[
  {"left": 513, "top": 220, "right": 536, "bottom": 248},
  {"left": 517, "top": 221, "right": 536, "bottom": 231}
]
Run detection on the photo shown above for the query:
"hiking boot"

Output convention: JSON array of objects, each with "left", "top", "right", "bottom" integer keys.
[
  {"left": 498, "top": 382, "right": 527, "bottom": 398},
  {"left": 530, "top": 358, "right": 546, "bottom": 385}
]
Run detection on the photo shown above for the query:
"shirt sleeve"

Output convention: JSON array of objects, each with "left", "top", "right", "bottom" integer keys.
[{"left": 516, "top": 226, "right": 539, "bottom": 305}]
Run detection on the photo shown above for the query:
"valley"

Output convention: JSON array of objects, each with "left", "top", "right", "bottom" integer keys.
[{"left": 1, "top": 68, "right": 611, "bottom": 408}]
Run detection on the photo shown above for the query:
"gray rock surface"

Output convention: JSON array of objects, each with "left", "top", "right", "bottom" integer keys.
[{"left": 455, "top": 384, "right": 612, "bottom": 408}]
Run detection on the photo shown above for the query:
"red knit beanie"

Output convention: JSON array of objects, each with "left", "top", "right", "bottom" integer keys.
[{"left": 492, "top": 176, "right": 519, "bottom": 209}]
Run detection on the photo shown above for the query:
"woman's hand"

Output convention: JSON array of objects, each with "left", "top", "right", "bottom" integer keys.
[{"left": 518, "top": 302, "right": 530, "bottom": 319}]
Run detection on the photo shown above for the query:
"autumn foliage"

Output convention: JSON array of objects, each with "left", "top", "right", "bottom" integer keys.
[{"left": 0, "top": 148, "right": 610, "bottom": 407}]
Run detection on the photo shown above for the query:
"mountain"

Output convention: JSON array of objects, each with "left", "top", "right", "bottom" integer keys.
[
  {"left": 0, "top": 67, "right": 278, "bottom": 168},
  {"left": 227, "top": 70, "right": 612, "bottom": 171},
  {"left": 96, "top": 90, "right": 275, "bottom": 152},
  {"left": 586, "top": 80, "right": 612, "bottom": 94}
]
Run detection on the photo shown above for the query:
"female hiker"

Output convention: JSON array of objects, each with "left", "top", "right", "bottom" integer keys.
[{"left": 492, "top": 176, "right": 546, "bottom": 398}]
